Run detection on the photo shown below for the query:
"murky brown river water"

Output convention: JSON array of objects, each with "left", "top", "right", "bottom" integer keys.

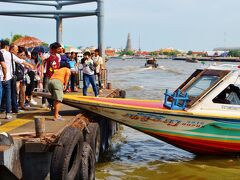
[{"left": 96, "top": 59, "right": 240, "bottom": 180}]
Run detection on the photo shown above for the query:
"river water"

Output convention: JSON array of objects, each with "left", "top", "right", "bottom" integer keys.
[{"left": 96, "top": 59, "right": 240, "bottom": 180}]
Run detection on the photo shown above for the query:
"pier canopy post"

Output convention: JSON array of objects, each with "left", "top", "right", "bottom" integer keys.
[
  {"left": 55, "top": 2, "right": 62, "bottom": 44},
  {"left": 97, "top": 0, "right": 107, "bottom": 87},
  {"left": 97, "top": 0, "right": 105, "bottom": 59},
  {"left": 56, "top": 15, "right": 63, "bottom": 44}
]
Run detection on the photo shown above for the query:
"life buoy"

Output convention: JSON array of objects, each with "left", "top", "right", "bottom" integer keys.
[
  {"left": 84, "top": 123, "right": 101, "bottom": 162},
  {"left": 50, "top": 126, "right": 83, "bottom": 180},
  {"left": 79, "top": 142, "right": 95, "bottom": 180}
]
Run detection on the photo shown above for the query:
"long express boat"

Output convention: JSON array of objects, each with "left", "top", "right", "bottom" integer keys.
[{"left": 38, "top": 64, "right": 240, "bottom": 155}]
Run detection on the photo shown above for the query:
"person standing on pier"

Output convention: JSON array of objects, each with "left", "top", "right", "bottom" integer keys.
[
  {"left": 93, "top": 49, "right": 103, "bottom": 90},
  {"left": 81, "top": 51, "right": 98, "bottom": 97},
  {"left": 0, "top": 50, "right": 7, "bottom": 109},
  {"left": 0, "top": 40, "right": 33, "bottom": 119},
  {"left": 42, "top": 42, "right": 61, "bottom": 108},
  {"left": 48, "top": 62, "right": 71, "bottom": 121}
]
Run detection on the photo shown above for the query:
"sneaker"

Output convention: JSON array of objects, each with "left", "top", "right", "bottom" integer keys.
[
  {"left": 42, "top": 103, "right": 47, "bottom": 108},
  {"left": 25, "top": 103, "right": 30, "bottom": 108},
  {"left": 30, "top": 99, "right": 37, "bottom": 105},
  {"left": 18, "top": 109, "right": 25, "bottom": 113},
  {"left": 54, "top": 115, "right": 64, "bottom": 121},
  {"left": 48, "top": 104, "right": 54, "bottom": 111},
  {"left": 5, "top": 114, "right": 12, "bottom": 120}
]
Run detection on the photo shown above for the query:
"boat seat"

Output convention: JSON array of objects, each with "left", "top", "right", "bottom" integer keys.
[{"left": 163, "top": 89, "right": 189, "bottom": 110}]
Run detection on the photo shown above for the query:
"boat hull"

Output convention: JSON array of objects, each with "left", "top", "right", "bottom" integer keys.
[
  {"left": 145, "top": 63, "right": 158, "bottom": 68},
  {"left": 62, "top": 96, "right": 240, "bottom": 155}
]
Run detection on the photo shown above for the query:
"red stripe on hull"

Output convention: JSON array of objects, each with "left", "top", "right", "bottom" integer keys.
[
  {"left": 80, "top": 97, "right": 166, "bottom": 109},
  {"left": 144, "top": 130, "right": 240, "bottom": 155}
]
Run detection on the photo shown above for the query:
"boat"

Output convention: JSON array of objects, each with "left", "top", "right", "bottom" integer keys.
[
  {"left": 34, "top": 64, "right": 240, "bottom": 155},
  {"left": 145, "top": 58, "right": 158, "bottom": 68},
  {"left": 185, "top": 57, "right": 198, "bottom": 63}
]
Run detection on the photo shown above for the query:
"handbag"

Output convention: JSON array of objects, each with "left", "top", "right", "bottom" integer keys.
[
  {"left": 11, "top": 53, "right": 17, "bottom": 82},
  {"left": 11, "top": 53, "right": 24, "bottom": 81}
]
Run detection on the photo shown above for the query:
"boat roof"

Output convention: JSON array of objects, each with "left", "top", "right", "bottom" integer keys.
[{"left": 207, "top": 64, "right": 240, "bottom": 71}]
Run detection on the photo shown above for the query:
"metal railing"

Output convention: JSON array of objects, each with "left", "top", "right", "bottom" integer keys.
[{"left": 78, "top": 69, "right": 108, "bottom": 89}]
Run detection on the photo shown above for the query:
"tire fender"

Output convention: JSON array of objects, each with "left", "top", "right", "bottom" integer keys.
[
  {"left": 79, "top": 142, "right": 95, "bottom": 180},
  {"left": 50, "top": 126, "right": 83, "bottom": 180},
  {"left": 84, "top": 123, "right": 101, "bottom": 162}
]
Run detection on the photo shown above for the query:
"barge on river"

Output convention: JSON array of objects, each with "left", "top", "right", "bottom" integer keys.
[{"left": 36, "top": 64, "right": 240, "bottom": 155}]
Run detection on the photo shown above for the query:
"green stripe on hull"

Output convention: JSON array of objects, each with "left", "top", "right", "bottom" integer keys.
[
  {"left": 135, "top": 125, "right": 240, "bottom": 142},
  {"left": 190, "top": 123, "right": 240, "bottom": 137}
]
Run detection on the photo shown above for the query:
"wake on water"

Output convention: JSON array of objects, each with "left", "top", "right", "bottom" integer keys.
[
  {"left": 109, "top": 65, "right": 183, "bottom": 76},
  {"left": 142, "top": 65, "right": 182, "bottom": 75}
]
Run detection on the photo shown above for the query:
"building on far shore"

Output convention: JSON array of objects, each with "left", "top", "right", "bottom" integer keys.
[
  {"left": 214, "top": 47, "right": 240, "bottom": 51},
  {"left": 105, "top": 48, "right": 116, "bottom": 56}
]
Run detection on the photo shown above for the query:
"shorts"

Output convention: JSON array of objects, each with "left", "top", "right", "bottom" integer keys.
[{"left": 48, "top": 79, "right": 64, "bottom": 102}]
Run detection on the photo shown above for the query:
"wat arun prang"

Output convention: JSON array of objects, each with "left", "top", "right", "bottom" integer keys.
[{"left": 125, "top": 33, "right": 132, "bottom": 51}]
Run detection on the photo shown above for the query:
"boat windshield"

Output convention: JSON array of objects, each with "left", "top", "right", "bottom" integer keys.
[{"left": 184, "top": 75, "right": 219, "bottom": 97}]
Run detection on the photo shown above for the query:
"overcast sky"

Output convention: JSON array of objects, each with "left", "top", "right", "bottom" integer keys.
[{"left": 0, "top": 0, "right": 240, "bottom": 51}]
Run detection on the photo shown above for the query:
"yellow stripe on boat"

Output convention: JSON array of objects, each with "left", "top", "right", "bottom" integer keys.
[{"left": 63, "top": 94, "right": 240, "bottom": 120}]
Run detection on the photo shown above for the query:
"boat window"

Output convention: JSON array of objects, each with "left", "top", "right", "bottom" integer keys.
[
  {"left": 213, "top": 84, "right": 240, "bottom": 105},
  {"left": 184, "top": 75, "right": 219, "bottom": 97}
]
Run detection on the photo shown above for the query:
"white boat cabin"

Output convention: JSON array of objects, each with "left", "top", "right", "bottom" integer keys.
[{"left": 175, "top": 64, "right": 240, "bottom": 116}]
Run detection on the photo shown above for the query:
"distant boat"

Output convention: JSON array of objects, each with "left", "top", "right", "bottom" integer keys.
[
  {"left": 145, "top": 58, "right": 158, "bottom": 68},
  {"left": 185, "top": 57, "right": 198, "bottom": 63},
  {"left": 121, "top": 55, "right": 126, "bottom": 61}
]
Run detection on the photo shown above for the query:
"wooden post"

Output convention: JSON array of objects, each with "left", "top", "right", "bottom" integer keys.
[
  {"left": 34, "top": 116, "right": 45, "bottom": 138},
  {"left": 107, "top": 82, "right": 112, "bottom": 90}
]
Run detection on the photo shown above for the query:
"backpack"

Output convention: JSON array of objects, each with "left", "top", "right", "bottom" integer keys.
[{"left": 15, "top": 63, "right": 24, "bottom": 81}]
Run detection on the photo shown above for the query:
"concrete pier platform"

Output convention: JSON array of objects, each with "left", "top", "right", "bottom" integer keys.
[{"left": 0, "top": 88, "right": 123, "bottom": 179}]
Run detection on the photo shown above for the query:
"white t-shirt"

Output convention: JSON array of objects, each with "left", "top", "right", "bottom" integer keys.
[
  {"left": 1, "top": 49, "right": 24, "bottom": 81},
  {"left": 82, "top": 58, "right": 95, "bottom": 75},
  {"left": 93, "top": 55, "right": 103, "bottom": 73}
]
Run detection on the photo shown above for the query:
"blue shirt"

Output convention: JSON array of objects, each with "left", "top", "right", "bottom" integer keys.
[{"left": 68, "top": 60, "right": 76, "bottom": 69}]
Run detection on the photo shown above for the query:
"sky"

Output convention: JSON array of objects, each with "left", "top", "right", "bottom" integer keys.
[{"left": 0, "top": 0, "right": 240, "bottom": 51}]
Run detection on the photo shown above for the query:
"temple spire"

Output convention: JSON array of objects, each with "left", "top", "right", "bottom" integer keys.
[{"left": 125, "top": 33, "right": 132, "bottom": 51}]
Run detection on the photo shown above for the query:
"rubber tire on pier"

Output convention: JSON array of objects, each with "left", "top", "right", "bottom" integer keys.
[
  {"left": 84, "top": 122, "right": 101, "bottom": 162},
  {"left": 50, "top": 126, "right": 83, "bottom": 180},
  {"left": 79, "top": 142, "right": 95, "bottom": 180}
]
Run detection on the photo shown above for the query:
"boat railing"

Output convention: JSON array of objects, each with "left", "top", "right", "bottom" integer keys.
[
  {"left": 164, "top": 89, "right": 189, "bottom": 110},
  {"left": 79, "top": 69, "right": 108, "bottom": 89}
]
